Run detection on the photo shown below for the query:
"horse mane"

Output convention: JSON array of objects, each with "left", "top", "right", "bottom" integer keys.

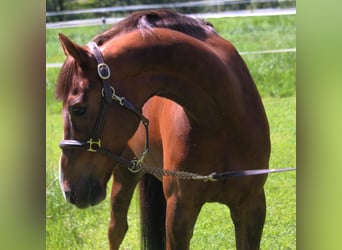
[{"left": 93, "top": 9, "right": 216, "bottom": 45}]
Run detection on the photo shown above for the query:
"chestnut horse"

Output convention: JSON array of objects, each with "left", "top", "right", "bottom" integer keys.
[{"left": 56, "top": 10, "right": 270, "bottom": 250}]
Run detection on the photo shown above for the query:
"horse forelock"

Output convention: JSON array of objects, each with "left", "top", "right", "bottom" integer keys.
[
  {"left": 93, "top": 9, "right": 216, "bottom": 45},
  {"left": 55, "top": 57, "right": 82, "bottom": 102}
]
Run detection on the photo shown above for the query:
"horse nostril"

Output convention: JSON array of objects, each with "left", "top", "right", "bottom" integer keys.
[
  {"left": 64, "top": 190, "right": 71, "bottom": 201},
  {"left": 64, "top": 191, "right": 75, "bottom": 204},
  {"left": 89, "top": 183, "right": 97, "bottom": 199},
  {"left": 89, "top": 181, "right": 103, "bottom": 205}
]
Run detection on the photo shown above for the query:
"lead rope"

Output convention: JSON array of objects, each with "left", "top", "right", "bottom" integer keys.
[
  {"left": 140, "top": 167, "right": 218, "bottom": 181},
  {"left": 136, "top": 166, "right": 296, "bottom": 182}
]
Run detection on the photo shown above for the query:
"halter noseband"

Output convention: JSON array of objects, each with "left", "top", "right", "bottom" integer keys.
[{"left": 59, "top": 42, "right": 150, "bottom": 173}]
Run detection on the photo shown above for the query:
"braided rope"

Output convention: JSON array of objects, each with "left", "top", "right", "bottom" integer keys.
[
  {"left": 138, "top": 165, "right": 296, "bottom": 182},
  {"left": 141, "top": 167, "right": 217, "bottom": 182}
]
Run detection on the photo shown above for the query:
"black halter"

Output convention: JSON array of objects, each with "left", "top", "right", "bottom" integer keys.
[{"left": 59, "top": 42, "right": 150, "bottom": 172}]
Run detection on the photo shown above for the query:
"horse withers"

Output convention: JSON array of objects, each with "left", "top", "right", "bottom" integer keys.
[{"left": 56, "top": 10, "right": 270, "bottom": 250}]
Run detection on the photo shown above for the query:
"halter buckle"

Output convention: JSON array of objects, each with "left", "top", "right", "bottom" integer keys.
[
  {"left": 97, "top": 63, "right": 111, "bottom": 79},
  {"left": 87, "top": 138, "right": 101, "bottom": 152}
]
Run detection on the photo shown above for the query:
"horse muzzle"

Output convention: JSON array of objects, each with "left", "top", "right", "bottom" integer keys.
[{"left": 61, "top": 179, "right": 106, "bottom": 209}]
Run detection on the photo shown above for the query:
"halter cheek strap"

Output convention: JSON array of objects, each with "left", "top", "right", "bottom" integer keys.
[
  {"left": 87, "top": 42, "right": 113, "bottom": 104},
  {"left": 59, "top": 42, "right": 150, "bottom": 172}
]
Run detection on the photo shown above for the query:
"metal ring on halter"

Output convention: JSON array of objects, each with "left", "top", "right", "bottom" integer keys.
[
  {"left": 97, "top": 63, "right": 111, "bottom": 79},
  {"left": 102, "top": 86, "right": 115, "bottom": 98},
  {"left": 128, "top": 160, "right": 143, "bottom": 173}
]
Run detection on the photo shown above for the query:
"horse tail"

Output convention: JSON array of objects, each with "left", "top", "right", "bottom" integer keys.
[{"left": 139, "top": 174, "right": 166, "bottom": 250}]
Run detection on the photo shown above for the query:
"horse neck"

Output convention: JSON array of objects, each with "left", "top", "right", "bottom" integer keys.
[{"left": 104, "top": 29, "right": 240, "bottom": 129}]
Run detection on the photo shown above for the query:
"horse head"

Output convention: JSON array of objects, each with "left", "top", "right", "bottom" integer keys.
[{"left": 56, "top": 34, "right": 142, "bottom": 208}]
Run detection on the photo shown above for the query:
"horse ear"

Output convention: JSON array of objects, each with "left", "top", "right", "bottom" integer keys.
[{"left": 58, "top": 33, "right": 92, "bottom": 66}]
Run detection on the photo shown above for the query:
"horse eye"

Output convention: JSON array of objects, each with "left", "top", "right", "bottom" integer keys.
[{"left": 70, "top": 106, "right": 87, "bottom": 116}]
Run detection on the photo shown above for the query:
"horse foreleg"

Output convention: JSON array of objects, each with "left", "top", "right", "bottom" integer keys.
[
  {"left": 164, "top": 191, "right": 202, "bottom": 250},
  {"left": 108, "top": 167, "right": 141, "bottom": 250},
  {"left": 229, "top": 189, "right": 266, "bottom": 250}
]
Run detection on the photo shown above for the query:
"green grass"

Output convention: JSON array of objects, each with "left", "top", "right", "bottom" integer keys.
[
  {"left": 46, "top": 14, "right": 296, "bottom": 249},
  {"left": 211, "top": 15, "right": 296, "bottom": 51}
]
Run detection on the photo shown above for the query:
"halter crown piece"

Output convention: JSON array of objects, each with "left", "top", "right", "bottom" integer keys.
[{"left": 59, "top": 42, "right": 150, "bottom": 173}]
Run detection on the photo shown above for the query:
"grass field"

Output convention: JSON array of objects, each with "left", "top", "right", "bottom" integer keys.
[{"left": 46, "top": 14, "right": 296, "bottom": 249}]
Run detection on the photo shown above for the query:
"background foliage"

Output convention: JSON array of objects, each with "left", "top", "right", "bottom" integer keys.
[{"left": 46, "top": 0, "right": 296, "bottom": 22}]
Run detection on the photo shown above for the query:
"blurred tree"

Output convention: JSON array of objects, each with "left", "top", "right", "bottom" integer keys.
[{"left": 46, "top": 0, "right": 64, "bottom": 12}]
